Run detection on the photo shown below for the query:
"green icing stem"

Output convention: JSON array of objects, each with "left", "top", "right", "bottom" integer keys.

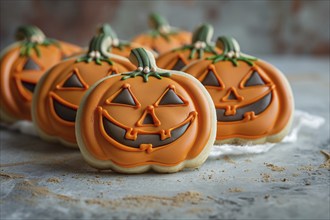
[
  {"left": 15, "top": 25, "right": 59, "bottom": 57},
  {"left": 148, "top": 13, "right": 176, "bottom": 42},
  {"left": 121, "top": 48, "right": 171, "bottom": 82},
  {"left": 174, "top": 23, "right": 217, "bottom": 59},
  {"left": 98, "top": 23, "right": 130, "bottom": 51},
  {"left": 76, "top": 33, "right": 113, "bottom": 65},
  {"left": 149, "top": 13, "right": 169, "bottom": 30},
  {"left": 121, "top": 70, "right": 171, "bottom": 82},
  {"left": 98, "top": 23, "right": 118, "bottom": 39},
  {"left": 140, "top": 48, "right": 150, "bottom": 69},
  {"left": 131, "top": 48, "right": 151, "bottom": 69},
  {"left": 191, "top": 24, "right": 213, "bottom": 44},
  {"left": 132, "top": 49, "right": 143, "bottom": 68},
  {"left": 207, "top": 36, "right": 257, "bottom": 66},
  {"left": 15, "top": 25, "right": 45, "bottom": 41}
]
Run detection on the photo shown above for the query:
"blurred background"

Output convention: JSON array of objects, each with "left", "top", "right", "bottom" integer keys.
[{"left": 0, "top": 0, "right": 329, "bottom": 56}]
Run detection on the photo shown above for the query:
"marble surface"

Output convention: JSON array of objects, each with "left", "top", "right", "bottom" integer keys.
[{"left": 1, "top": 56, "right": 329, "bottom": 219}]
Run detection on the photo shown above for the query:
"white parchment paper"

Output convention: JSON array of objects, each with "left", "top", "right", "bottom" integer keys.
[{"left": 209, "top": 110, "right": 325, "bottom": 158}]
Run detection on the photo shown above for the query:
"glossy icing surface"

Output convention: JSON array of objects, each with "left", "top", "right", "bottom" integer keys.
[
  {"left": 0, "top": 31, "right": 81, "bottom": 122},
  {"left": 32, "top": 33, "right": 135, "bottom": 145},
  {"left": 77, "top": 48, "right": 214, "bottom": 169},
  {"left": 79, "top": 75, "right": 212, "bottom": 167},
  {"left": 184, "top": 37, "right": 294, "bottom": 142}
]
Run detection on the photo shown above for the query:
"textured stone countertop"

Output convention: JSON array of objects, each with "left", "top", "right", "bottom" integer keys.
[{"left": 1, "top": 56, "right": 329, "bottom": 219}]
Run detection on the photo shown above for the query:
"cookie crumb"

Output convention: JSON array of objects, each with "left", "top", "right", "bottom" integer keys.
[
  {"left": 46, "top": 177, "right": 61, "bottom": 183},
  {"left": 304, "top": 180, "right": 311, "bottom": 185},
  {"left": 264, "top": 163, "right": 285, "bottom": 172},
  {"left": 228, "top": 187, "right": 243, "bottom": 193},
  {"left": 0, "top": 172, "right": 25, "bottom": 179},
  {"left": 260, "top": 173, "right": 272, "bottom": 182},
  {"left": 223, "top": 156, "right": 236, "bottom": 164},
  {"left": 298, "top": 164, "right": 314, "bottom": 171}
]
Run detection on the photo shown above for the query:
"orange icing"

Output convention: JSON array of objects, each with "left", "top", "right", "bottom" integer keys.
[
  {"left": 184, "top": 59, "right": 294, "bottom": 141},
  {"left": 79, "top": 75, "right": 212, "bottom": 167},
  {"left": 0, "top": 42, "right": 81, "bottom": 122},
  {"left": 33, "top": 57, "right": 135, "bottom": 145}
]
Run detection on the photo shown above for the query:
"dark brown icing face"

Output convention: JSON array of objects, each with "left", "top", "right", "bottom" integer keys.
[
  {"left": 17, "top": 57, "right": 43, "bottom": 96},
  {"left": 23, "top": 58, "right": 40, "bottom": 71},
  {"left": 21, "top": 81, "right": 36, "bottom": 93},
  {"left": 98, "top": 79, "right": 198, "bottom": 150},
  {"left": 198, "top": 65, "right": 274, "bottom": 122},
  {"left": 244, "top": 71, "right": 265, "bottom": 86},
  {"left": 172, "top": 58, "right": 187, "bottom": 71},
  {"left": 52, "top": 96, "right": 77, "bottom": 122},
  {"left": 158, "top": 88, "right": 185, "bottom": 105},
  {"left": 216, "top": 93, "right": 272, "bottom": 121},
  {"left": 111, "top": 88, "right": 136, "bottom": 106},
  {"left": 201, "top": 69, "right": 220, "bottom": 86},
  {"left": 49, "top": 70, "right": 87, "bottom": 122},
  {"left": 62, "top": 73, "right": 85, "bottom": 88},
  {"left": 102, "top": 115, "right": 191, "bottom": 148}
]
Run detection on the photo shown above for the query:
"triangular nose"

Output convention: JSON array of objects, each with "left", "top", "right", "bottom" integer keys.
[
  {"left": 227, "top": 90, "right": 238, "bottom": 100},
  {"left": 221, "top": 87, "right": 243, "bottom": 102},
  {"left": 142, "top": 113, "right": 156, "bottom": 125},
  {"left": 136, "top": 106, "right": 161, "bottom": 127}
]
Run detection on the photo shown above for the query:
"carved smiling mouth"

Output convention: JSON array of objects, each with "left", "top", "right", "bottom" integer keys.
[
  {"left": 216, "top": 92, "right": 272, "bottom": 122},
  {"left": 100, "top": 107, "right": 197, "bottom": 149},
  {"left": 50, "top": 93, "right": 78, "bottom": 123},
  {"left": 21, "top": 81, "right": 36, "bottom": 93}
]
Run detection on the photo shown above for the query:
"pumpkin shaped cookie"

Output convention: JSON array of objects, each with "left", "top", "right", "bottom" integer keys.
[
  {"left": 156, "top": 23, "right": 219, "bottom": 70},
  {"left": 132, "top": 13, "right": 191, "bottom": 54},
  {"left": 32, "top": 32, "right": 135, "bottom": 147},
  {"left": 184, "top": 36, "right": 294, "bottom": 144},
  {"left": 0, "top": 25, "right": 82, "bottom": 123},
  {"left": 76, "top": 48, "right": 216, "bottom": 173}
]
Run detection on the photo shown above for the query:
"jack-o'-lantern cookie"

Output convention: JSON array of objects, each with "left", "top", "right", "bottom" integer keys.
[
  {"left": 156, "top": 23, "right": 220, "bottom": 70},
  {"left": 0, "top": 25, "right": 82, "bottom": 123},
  {"left": 132, "top": 13, "right": 191, "bottom": 54},
  {"left": 76, "top": 48, "right": 216, "bottom": 173},
  {"left": 32, "top": 33, "right": 135, "bottom": 147},
  {"left": 183, "top": 36, "right": 294, "bottom": 144}
]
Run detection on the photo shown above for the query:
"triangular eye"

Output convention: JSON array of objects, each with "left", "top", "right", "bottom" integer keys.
[
  {"left": 201, "top": 70, "right": 221, "bottom": 87},
  {"left": 244, "top": 71, "right": 265, "bottom": 87},
  {"left": 159, "top": 89, "right": 184, "bottom": 105},
  {"left": 111, "top": 88, "right": 136, "bottom": 106},
  {"left": 23, "top": 58, "right": 40, "bottom": 70},
  {"left": 172, "top": 58, "right": 186, "bottom": 70},
  {"left": 62, "top": 73, "right": 84, "bottom": 88}
]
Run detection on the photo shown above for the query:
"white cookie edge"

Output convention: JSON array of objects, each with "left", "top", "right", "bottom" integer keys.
[{"left": 76, "top": 70, "right": 217, "bottom": 173}]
